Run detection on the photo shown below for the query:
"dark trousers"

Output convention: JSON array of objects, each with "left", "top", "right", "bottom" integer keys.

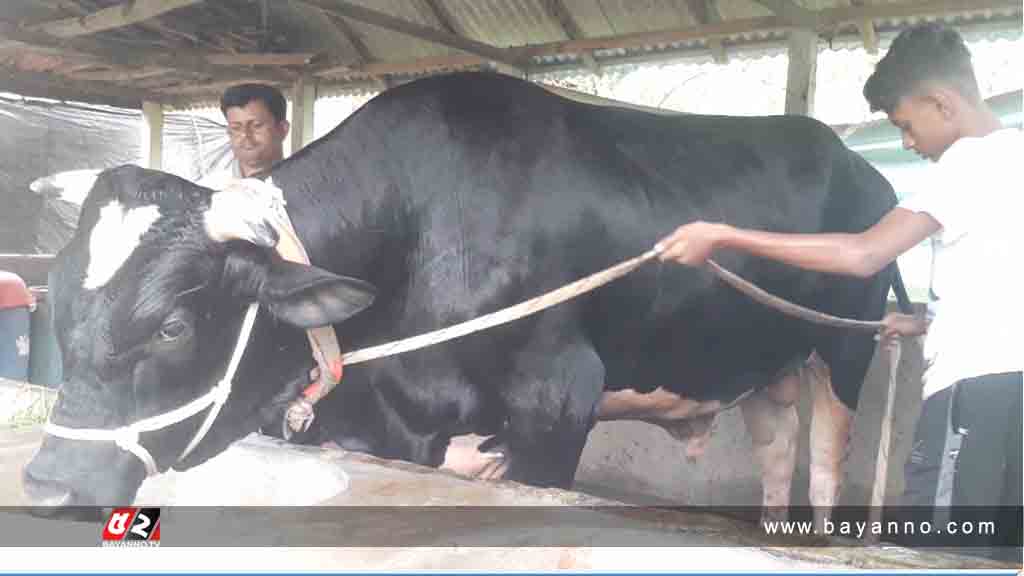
[{"left": 901, "top": 371, "right": 1022, "bottom": 558}]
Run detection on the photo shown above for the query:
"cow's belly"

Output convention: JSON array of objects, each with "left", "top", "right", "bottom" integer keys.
[
  {"left": 595, "top": 386, "right": 755, "bottom": 460},
  {"left": 437, "top": 385, "right": 762, "bottom": 479}
]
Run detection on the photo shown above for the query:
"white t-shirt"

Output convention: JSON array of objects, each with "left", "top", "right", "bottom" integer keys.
[{"left": 898, "top": 127, "right": 1022, "bottom": 399}]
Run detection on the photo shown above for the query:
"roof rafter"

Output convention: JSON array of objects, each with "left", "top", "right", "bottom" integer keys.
[
  {"left": 540, "top": 0, "right": 599, "bottom": 72},
  {"left": 294, "top": 0, "right": 524, "bottom": 71},
  {"left": 749, "top": 0, "right": 820, "bottom": 29},
  {"left": 685, "top": 0, "right": 729, "bottom": 63},
  {"left": 23, "top": 0, "right": 204, "bottom": 38},
  {"left": 843, "top": 0, "right": 879, "bottom": 54},
  {"left": 0, "top": 20, "right": 296, "bottom": 92},
  {"left": 419, "top": 0, "right": 464, "bottom": 37},
  {"left": 0, "top": 67, "right": 166, "bottom": 108}
]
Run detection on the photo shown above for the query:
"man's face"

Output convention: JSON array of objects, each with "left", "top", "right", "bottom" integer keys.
[
  {"left": 225, "top": 100, "right": 289, "bottom": 174},
  {"left": 887, "top": 94, "right": 959, "bottom": 162}
]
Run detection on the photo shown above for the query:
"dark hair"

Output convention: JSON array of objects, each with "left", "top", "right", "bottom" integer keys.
[
  {"left": 220, "top": 83, "right": 287, "bottom": 122},
  {"left": 863, "top": 24, "right": 980, "bottom": 114}
]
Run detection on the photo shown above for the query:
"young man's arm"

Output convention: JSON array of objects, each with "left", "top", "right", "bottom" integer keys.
[{"left": 656, "top": 207, "right": 941, "bottom": 278}]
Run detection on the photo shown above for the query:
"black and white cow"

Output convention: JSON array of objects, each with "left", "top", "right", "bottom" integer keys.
[{"left": 23, "top": 72, "right": 908, "bottom": 521}]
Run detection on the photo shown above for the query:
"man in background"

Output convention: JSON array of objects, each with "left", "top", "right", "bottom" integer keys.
[{"left": 200, "top": 83, "right": 289, "bottom": 187}]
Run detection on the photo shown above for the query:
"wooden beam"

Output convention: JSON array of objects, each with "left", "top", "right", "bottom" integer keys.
[
  {"left": 294, "top": 0, "right": 524, "bottom": 71},
  {"left": 784, "top": 28, "right": 818, "bottom": 115},
  {"left": 750, "top": 0, "right": 820, "bottom": 29},
  {"left": 324, "top": 13, "right": 374, "bottom": 63},
  {"left": 319, "top": 9, "right": 390, "bottom": 90},
  {"left": 315, "top": 53, "right": 487, "bottom": 79},
  {"left": 419, "top": 0, "right": 463, "bottom": 36},
  {"left": 822, "top": 0, "right": 1017, "bottom": 27},
  {"left": 541, "top": 0, "right": 599, "bottom": 72},
  {"left": 142, "top": 101, "right": 164, "bottom": 169},
  {"left": 156, "top": 77, "right": 288, "bottom": 96},
  {"left": 289, "top": 75, "right": 316, "bottom": 154},
  {"left": 68, "top": 66, "right": 173, "bottom": 81},
  {"left": 0, "top": 21, "right": 295, "bottom": 85},
  {"left": 685, "top": 0, "right": 728, "bottom": 64},
  {"left": 0, "top": 67, "right": 160, "bottom": 107},
  {"left": 517, "top": 16, "right": 784, "bottom": 59},
  {"left": 23, "top": 0, "right": 204, "bottom": 38},
  {"left": 205, "top": 53, "right": 317, "bottom": 67},
  {"left": 846, "top": 0, "right": 879, "bottom": 54}
]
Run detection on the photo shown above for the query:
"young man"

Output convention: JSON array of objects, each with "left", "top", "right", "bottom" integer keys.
[
  {"left": 656, "top": 23, "right": 1021, "bottom": 543},
  {"left": 200, "top": 83, "right": 289, "bottom": 187}
]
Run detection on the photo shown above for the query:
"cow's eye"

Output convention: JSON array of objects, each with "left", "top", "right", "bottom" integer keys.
[{"left": 159, "top": 319, "right": 187, "bottom": 341}]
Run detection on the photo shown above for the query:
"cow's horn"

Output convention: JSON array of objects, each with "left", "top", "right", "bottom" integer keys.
[{"left": 203, "top": 178, "right": 282, "bottom": 247}]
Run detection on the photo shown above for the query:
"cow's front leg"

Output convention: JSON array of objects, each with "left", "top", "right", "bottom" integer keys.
[
  {"left": 806, "top": 351, "right": 851, "bottom": 533},
  {"left": 740, "top": 367, "right": 800, "bottom": 522}
]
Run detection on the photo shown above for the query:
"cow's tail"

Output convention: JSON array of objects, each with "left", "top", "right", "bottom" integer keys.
[{"left": 889, "top": 262, "right": 913, "bottom": 314}]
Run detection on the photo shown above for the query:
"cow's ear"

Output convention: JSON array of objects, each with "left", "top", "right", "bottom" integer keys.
[{"left": 259, "top": 258, "right": 376, "bottom": 329}]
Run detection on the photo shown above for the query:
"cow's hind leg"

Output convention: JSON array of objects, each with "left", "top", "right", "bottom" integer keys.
[
  {"left": 740, "top": 364, "right": 801, "bottom": 522},
  {"left": 806, "top": 350, "right": 852, "bottom": 533}
]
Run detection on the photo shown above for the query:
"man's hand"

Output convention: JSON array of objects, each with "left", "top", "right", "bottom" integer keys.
[
  {"left": 655, "top": 221, "right": 731, "bottom": 266},
  {"left": 877, "top": 312, "right": 928, "bottom": 346}
]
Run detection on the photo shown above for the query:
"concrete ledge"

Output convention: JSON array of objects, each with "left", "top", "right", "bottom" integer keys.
[{"left": 1, "top": 425, "right": 1015, "bottom": 569}]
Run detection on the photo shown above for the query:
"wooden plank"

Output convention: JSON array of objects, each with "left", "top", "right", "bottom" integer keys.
[
  {"left": 157, "top": 77, "right": 287, "bottom": 95},
  {"left": 866, "top": 339, "right": 902, "bottom": 544},
  {"left": 784, "top": 28, "right": 818, "bottom": 115},
  {"left": 0, "top": 21, "right": 295, "bottom": 85},
  {"left": 841, "top": 0, "right": 879, "bottom": 54},
  {"left": 0, "top": 67, "right": 156, "bottom": 107},
  {"left": 419, "top": 0, "right": 464, "bottom": 37},
  {"left": 142, "top": 101, "right": 164, "bottom": 169},
  {"left": 516, "top": 16, "right": 784, "bottom": 59},
  {"left": 315, "top": 53, "right": 486, "bottom": 79},
  {"left": 205, "top": 53, "right": 317, "bottom": 67},
  {"left": 294, "top": 0, "right": 524, "bottom": 71},
  {"left": 541, "top": 0, "right": 599, "bottom": 72},
  {"left": 289, "top": 75, "right": 316, "bottom": 154},
  {"left": 750, "top": 0, "right": 820, "bottom": 29},
  {"left": 825, "top": 0, "right": 1019, "bottom": 26},
  {"left": 68, "top": 66, "right": 173, "bottom": 81},
  {"left": 685, "top": 0, "right": 728, "bottom": 64},
  {"left": 23, "top": 0, "right": 204, "bottom": 39}
]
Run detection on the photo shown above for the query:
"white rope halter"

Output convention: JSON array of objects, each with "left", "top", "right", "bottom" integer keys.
[{"left": 43, "top": 303, "right": 261, "bottom": 477}]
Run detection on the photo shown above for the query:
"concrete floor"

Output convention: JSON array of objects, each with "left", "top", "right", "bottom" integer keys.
[{"left": 1, "top": 423, "right": 1013, "bottom": 570}]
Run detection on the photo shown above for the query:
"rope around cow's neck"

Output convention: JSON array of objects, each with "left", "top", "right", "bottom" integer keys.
[{"left": 337, "top": 247, "right": 884, "bottom": 368}]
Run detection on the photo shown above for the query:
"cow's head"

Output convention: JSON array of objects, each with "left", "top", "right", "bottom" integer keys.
[{"left": 22, "top": 165, "right": 375, "bottom": 508}]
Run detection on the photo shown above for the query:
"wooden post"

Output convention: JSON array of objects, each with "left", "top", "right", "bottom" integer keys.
[
  {"left": 289, "top": 75, "right": 317, "bottom": 155},
  {"left": 784, "top": 29, "right": 818, "bottom": 116},
  {"left": 866, "top": 339, "right": 902, "bottom": 544},
  {"left": 142, "top": 101, "right": 163, "bottom": 170}
]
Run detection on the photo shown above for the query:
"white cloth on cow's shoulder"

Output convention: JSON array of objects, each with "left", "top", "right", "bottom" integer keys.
[
  {"left": 897, "top": 127, "right": 1022, "bottom": 400},
  {"left": 196, "top": 159, "right": 243, "bottom": 190}
]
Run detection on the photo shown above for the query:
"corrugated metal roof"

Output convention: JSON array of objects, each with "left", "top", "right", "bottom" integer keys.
[{"left": 0, "top": 0, "right": 1020, "bottom": 107}]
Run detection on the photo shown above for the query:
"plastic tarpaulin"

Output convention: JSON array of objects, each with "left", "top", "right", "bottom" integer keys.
[{"left": 0, "top": 95, "right": 231, "bottom": 253}]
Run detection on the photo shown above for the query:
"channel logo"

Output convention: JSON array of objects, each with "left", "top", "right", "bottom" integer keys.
[{"left": 101, "top": 507, "right": 161, "bottom": 547}]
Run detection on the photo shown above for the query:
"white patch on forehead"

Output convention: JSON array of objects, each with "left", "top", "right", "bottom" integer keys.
[
  {"left": 203, "top": 177, "right": 284, "bottom": 245},
  {"left": 83, "top": 200, "right": 162, "bottom": 290}
]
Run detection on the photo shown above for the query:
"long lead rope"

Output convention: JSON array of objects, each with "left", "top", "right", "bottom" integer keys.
[{"left": 338, "top": 248, "right": 884, "bottom": 368}]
